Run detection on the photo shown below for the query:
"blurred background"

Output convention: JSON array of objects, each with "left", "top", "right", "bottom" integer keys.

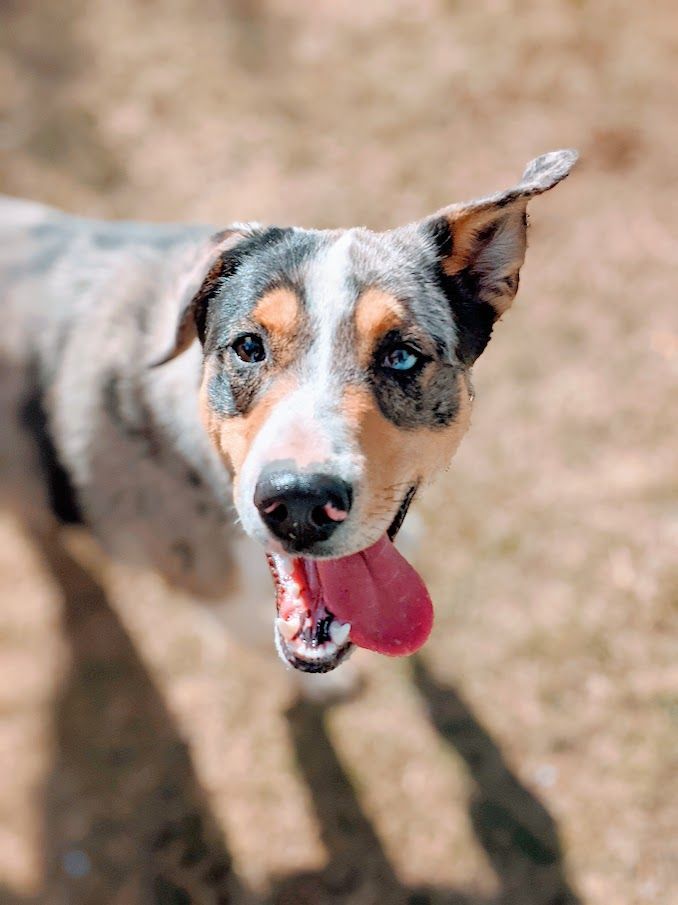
[{"left": 0, "top": 1, "right": 676, "bottom": 903}]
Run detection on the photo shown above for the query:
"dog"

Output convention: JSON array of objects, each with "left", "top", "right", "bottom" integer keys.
[{"left": 0, "top": 149, "right": 577, "bottom": 677}]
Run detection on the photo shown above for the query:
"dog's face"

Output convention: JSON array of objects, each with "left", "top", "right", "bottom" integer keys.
[
  {"left": 202, "top": 226, "right": 475, "bottom": 557},
  {"left": 157, "top": 150, "right": 577, "bottom": 672}
]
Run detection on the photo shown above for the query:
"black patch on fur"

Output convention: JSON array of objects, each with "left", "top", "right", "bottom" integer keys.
[
  {"left": 207, "top": 369, "right": 239, "bottom": 417},
  {"left": 186, "top": 468, "right": 203, "bottom": 487},
  {"left": 194, "top": 298, "right": 209, "bottom": 347},
  {"left": 20, "top": 373, "right": 82, "bottom": 525},
  {"left": 428, "top": 215, "right": 454, "bottom": 259},
  {"left": 387, "top": 484, "right": 418, "bottom": 540},
  {"left": 103, "top": 372, "right": 161, "bottom": 458},
  {"left": 441, "top": 267, "right": 497, "bottom": 365},
  {"left": 152, "top": 877, "right": 191, "bottom": 905},
  {"left": 495, "top": 191, "right": 518, "bottom": 208},
  {"left": 427, "top": 218, "right": 498, "bottom": 365},
  {"left": 171, "top": 540, "right": 194, "bottom": 573},
  {"left": 474, "top": 219, "right": 501, "bottom": 248},
  {"left": 369, "top": 331, "right": 461, "bottom": 429},
  {"left": 370, "top": 364, "right": 462, "bottom": 429}
]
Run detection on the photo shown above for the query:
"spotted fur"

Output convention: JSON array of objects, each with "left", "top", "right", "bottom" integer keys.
[{"left": 0, "top": 149, "right": 578, "bottom": 599}]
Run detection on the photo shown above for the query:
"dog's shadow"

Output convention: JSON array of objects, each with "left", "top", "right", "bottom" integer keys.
[
  {"left": 274, "top": 677, "right": 580, "bottom": 905},
  {"left": 0, "top": 531, "right": 580, "bottom": 905}
]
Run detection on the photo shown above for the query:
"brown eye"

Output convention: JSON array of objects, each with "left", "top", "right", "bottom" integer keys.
[{"left": 232, "top": 334, "right": 266, "bottom": 363}]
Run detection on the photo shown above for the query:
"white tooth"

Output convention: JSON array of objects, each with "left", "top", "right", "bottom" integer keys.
[
  {"left": 276, "top": 615, "right": 301, "bottom": 641},
  {"left": 329, "top": 621, "right": 351, "bottom": 646}
]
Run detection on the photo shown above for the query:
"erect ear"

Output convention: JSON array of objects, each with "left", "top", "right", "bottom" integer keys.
[
  {"left": 150, "top": 224, "right": 262, "bottom": 367},
  {"left": 424, "top": 149, "right": 578, "bottom": 364}
]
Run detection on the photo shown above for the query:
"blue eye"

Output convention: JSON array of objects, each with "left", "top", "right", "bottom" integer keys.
[{"left": 381, "top": 345, "right": 421, "bottom": 372}]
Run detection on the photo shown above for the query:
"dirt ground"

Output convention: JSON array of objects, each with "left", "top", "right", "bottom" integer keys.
[{"left": 0, "top": 1, "right": 676, "bottom": 903}]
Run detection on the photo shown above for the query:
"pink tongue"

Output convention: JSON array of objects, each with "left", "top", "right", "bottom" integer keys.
[{"left": 316, "top": 534, "right": 433, "bottom": 656}]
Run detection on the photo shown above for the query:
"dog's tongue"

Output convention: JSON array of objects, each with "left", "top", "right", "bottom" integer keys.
[{"left": 315, "top": 534, "right": 433, "bottom": 655}]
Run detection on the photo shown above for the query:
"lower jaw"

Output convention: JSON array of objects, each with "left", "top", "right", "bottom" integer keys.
[{"left": 274, "top": 626, "right": 354, "bottom": 673}]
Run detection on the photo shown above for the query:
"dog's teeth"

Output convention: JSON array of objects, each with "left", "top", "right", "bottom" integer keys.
[
  {"left": 285, "top": 638, "right": 339, "bottom": 662},
  {"left": 276, "top": 615, "right": 301, "bottom": 641},
  {"left": 329, "top": 621, "right": 351, "bottom": 646}
]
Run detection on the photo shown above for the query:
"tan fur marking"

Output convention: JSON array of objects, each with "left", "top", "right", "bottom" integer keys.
[
  {"left": 442, "top": 207, "right": 504, "bottom": 276},
  {"left": 199, "top": 366, "right": 298, "bottom": 492},
  {"left": 252, "top": 287, "right": 300, "bottom": 336},
  {"left": 252, "top": 287, "right": 303, "bottom": 367},
  {"left": 354, "top": 289, "right": 406, "bottom": 367},
  {"left": 341, "top": 375, "right": 473, "bottom": 524}
]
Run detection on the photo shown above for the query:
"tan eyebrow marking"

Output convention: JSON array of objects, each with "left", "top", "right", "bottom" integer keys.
[
  {"left": 354, "top": 288, "right": 406, "bottom": 367},
  {"left": 252, "top": 287, "right": 300, "bottom": 337},
  {"left": 252, "top": 286, "right": 305, "bottom": 368}
]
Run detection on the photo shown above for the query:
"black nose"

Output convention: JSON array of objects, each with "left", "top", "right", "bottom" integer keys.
[{"left": 254, "top": 470, "right": 353, "bottom": 550}]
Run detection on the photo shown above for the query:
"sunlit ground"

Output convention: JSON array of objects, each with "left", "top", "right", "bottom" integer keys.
[{"left": 0, "top": 1, "right": 676, "bottom": 902}]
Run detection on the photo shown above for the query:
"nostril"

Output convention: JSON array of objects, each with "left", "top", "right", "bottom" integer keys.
[
  {"left": 309, "top": 500, "right": 349, "bottom": 528},
  {"left": 263, "top": 501, "right": 288, "bottom": 524},
  {"left": 325, "top": 501, "right": 348, "bottom": 522},
  {"left": 310, "top": 504, "right": 331, "bottom": 527}
]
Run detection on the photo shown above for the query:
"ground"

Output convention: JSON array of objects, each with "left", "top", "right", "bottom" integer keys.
[{"left": 0, "top": 1, "right": 676, "bottom": 903}]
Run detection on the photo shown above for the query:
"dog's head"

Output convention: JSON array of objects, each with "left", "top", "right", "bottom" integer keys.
[{"left": 156, "top": 150, "right": 577, "bottom": 672}]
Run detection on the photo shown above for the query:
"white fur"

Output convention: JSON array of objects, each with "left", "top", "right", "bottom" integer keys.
[{"left": 235, "top": 232, "right": 367, "bottom": 551}]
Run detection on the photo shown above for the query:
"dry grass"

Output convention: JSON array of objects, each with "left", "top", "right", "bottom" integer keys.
[{"left": 0, "top": 1, "right": 676, "bottom": 903}]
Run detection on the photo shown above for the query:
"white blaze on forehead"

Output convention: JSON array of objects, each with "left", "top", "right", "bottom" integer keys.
[
  {"left": 237, "top": 231, "right": 363, "bottom": 505},
  {"left": 304, "top": 230, "right": 356, "bottom": 389}
]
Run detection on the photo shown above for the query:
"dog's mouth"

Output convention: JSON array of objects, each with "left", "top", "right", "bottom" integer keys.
[{"left": 268, "top": 487, "right": 433, "bottom": 673}]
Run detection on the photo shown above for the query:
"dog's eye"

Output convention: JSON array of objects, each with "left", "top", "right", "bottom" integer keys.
[
  {"left": 381, "top": 345, "right": 421, "bottom": 372},
  {"left": 232, "top": 334, "right": 266, "bottom": 363}
]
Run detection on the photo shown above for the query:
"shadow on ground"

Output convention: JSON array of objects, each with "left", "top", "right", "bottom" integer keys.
[{"left": 0, "top": 531, "right": 581, "bottom": 905}]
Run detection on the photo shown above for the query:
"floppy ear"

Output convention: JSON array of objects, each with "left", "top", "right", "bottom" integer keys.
[
  {"left": 150, "top": 224, "right": 261, "bottom": 367},
  {"left": 424, "top": 149, "right": 578, "bottom": 364}
]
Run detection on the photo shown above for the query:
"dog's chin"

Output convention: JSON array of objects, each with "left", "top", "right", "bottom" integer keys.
[{"left": 266, "top": 486, "right": 421, "bottom": 674}]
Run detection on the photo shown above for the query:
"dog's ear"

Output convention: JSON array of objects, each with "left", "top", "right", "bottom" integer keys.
[
  {"left": 150, "top": 225, "right": 261, "bottom": 367},
  {"left": 422, "top": 149, "right": 578, "bottom": 364}
]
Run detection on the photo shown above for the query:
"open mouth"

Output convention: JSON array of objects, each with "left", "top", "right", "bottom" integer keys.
[{"left": 268, "top": 487, "right": 434, "bottom": 673}]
